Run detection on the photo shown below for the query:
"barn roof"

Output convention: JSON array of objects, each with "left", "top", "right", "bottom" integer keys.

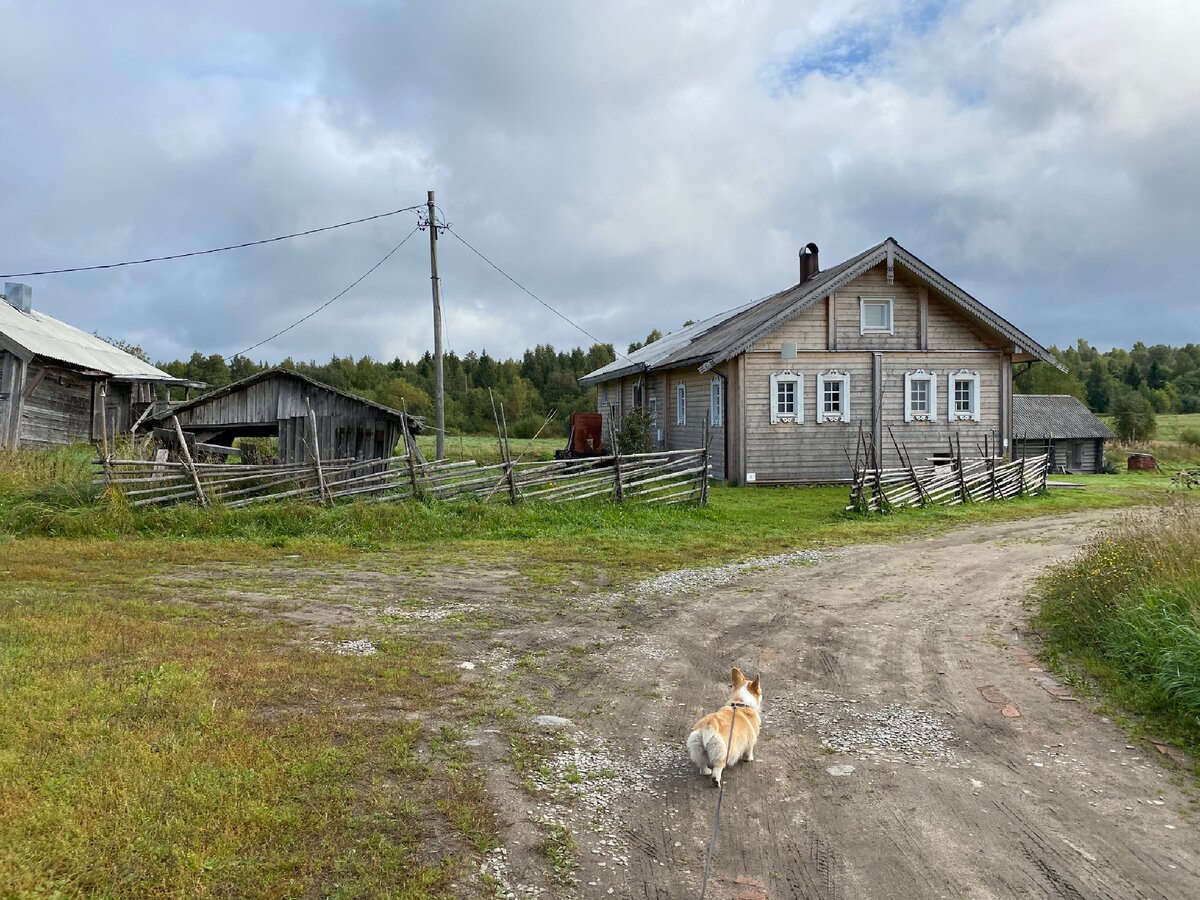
[
  {"left": 1012, "top": 394, "right": 1115, "bottom": 440},
  {"left": 579, "top": 237, "right": 1062, "bottom": 385},
  {"left": 146, "top": 367, "right": 425, "bottom": 431},
  {"left": 0, "top": 293, "right": 183, "bottom": 381}
]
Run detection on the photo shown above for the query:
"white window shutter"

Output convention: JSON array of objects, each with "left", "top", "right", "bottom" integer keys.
[
  {"left": 769, "top": 372, "right": 780, "bottom": 425},
  {"left": 903, "top": 371, "right": 913, "bottom": 423},
  {"left": 928, "top": 371, "right": 937, "bottom": 423},
  {"left": 797, "top": 373, "right": 805, "bottom": 424}
]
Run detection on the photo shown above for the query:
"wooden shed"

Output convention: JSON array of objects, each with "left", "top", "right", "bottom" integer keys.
[
  {"left": 1, "top": 282, "right": 196, "bottom": 449},
  {"left": 147, "top": 368, "right": 422, "bottom": 463},
  {"left": 1012, "top": 394, "right": 1115, "bottom": 474}
]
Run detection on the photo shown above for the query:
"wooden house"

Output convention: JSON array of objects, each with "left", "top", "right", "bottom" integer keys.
[
  {"left": 1012, "top": 394, "right": 1114, "bottom": 474},
  {"left": 146, "top": 367, "right": 422, "bottom": 463},
  {"left": 580, "top": 238, "right": 1061, "bottom": 484},
  {"left": 0, "top": 282, "right": 195, "bottom": 449}
]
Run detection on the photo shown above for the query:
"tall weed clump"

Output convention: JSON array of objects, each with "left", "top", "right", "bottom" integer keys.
[{"left": 1036, "top": 501, "right": 1200, "bottom": 749}]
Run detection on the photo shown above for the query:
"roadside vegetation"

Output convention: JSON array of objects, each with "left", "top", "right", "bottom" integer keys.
[{"left": 1036, "top": 502, "right": 1200, "bottom": 765}]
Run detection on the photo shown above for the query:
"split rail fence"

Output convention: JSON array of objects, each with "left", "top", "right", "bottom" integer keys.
[
  {"left": 94, "top": 426, "right": 710, "bottom": 510},
  {"left": 849, "top": 428, "right": 1050, "bottom": 513}
]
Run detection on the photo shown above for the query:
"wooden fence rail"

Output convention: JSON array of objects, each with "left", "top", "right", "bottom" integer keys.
[{"left": 94, "top": 446, "right": 710, "bottom": 509}]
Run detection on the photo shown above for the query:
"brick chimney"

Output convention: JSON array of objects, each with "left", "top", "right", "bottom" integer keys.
[{"left": 4, "top": 282, "right": 32, "bottom": 313}]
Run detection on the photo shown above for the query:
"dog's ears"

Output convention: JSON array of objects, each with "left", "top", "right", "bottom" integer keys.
[
  {"left": 731, "top": 667, "right": 747, "bottom": 687},
  {"left": 749, "top": 674, "right": 761, "bottom": 694}
]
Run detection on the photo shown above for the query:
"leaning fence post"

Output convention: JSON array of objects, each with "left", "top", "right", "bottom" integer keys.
[
  {"left": 400, "top": 403, "right": 422, "bottom": 501},
  {"left": 305, "top": 397, "right": 330, "bottom": 505},
  {"left": 500, "top": 402, "right": 518, "bottom": 505},
  {"left": 171, "top": 414, "right": 209, "bottom": 508},
  {"left": 955, "top": 434, "right": 969, "bottom": 503},
  {"left": 609, "top": 404, "right": 624, "bottom": 503}
]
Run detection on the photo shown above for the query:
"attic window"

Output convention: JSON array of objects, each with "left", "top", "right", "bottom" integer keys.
[{"left": 860, "top": 298, "right": 894, "bottom": 334}]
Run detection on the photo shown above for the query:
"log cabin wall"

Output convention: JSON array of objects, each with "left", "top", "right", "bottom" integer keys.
[{"left": 17, "top": 364, "right": 95, "bottom": 446}]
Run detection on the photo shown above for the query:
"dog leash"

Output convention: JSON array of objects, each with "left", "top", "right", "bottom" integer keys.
[{"left": 699, "top": 700, "right": 749, "bottom": 900}]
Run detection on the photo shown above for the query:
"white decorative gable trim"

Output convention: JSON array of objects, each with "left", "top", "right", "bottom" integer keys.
[
  {"left": 769, "top": 370, "right": 804, "bottom": 424},
  {"left": 948, "top": 369, "right": 981, "bottom": 422},
  {"left": 904, "top": 369, "right": 938, "bottom": 423},
  {"left": 816, "top": 369, "right": 850, "bottom": 423}
]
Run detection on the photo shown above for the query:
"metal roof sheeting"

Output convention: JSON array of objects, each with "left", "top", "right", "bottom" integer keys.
[
  {"left": 1012, "top": 394, "right": 1116, "bottom": 440},
  {"left": 0, "top": 298, "right": 176, "bottom": 380}
]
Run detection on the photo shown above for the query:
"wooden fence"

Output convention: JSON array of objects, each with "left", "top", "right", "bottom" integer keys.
[
  {"left": 849, "top": 452, "right": 1050, "bottom": 513},
  {"left": 94, "top": 446, "right": 710, "bottom": 509}
]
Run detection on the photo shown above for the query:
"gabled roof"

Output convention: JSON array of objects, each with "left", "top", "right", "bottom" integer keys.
[
  {"left": 1012, "top": 394, "right": 1115, "bottom": 441},
  {"left": 579, "top": 237, "right": 1062, "bottom": 384},
  {"left": 0, "top": 296, "right": 180, "bottom": 381},
  {"left": 146, "top": 366, "right": 424, "bottom": 431}
]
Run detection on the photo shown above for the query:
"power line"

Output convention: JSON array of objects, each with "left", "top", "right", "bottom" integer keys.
[
  {"left": 444, "top": 226, "right": 632, "bottom": 362},
  {"left": 1, "top": 205, "right": 425, "bottom": 278},
  {"left": 226, "top": 225, "right": 421, "bottom": 362}
]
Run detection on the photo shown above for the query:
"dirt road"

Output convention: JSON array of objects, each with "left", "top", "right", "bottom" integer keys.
[
  {"left": 178, "top": 508, "right": 1198, "bottom": 898},
  {"left": 466, "top": 510, "right": 1198, "bottom": 899}
]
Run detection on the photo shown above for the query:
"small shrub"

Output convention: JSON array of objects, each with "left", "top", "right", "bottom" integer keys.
[
  {"left": 1179, "top": 428, "right": 1200, "bottom": 448},
  {"left": 616, "top": 407, "right": 655, "bottom": 454}
]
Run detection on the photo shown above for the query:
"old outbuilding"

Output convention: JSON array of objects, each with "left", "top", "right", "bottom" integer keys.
[
  {"left": 1011, "top": 394, "right": 1115, "bottom": 474},
  {"left": 1, "top": 282, "right": 194, "bottom": 449},
  {"left": 581, "top": 238, "right": 1062, "bottom": 484},
  {"left": 146, "top": 367, "right": 423, "bottom": 463}
]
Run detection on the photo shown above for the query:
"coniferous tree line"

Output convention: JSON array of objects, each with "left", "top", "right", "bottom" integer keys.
[
  {"left": 1016, "top": 341, "right": 1200, "bottom": 440},
  {"left": 156, "top": 343, "right": 617, "bottom": 438}
]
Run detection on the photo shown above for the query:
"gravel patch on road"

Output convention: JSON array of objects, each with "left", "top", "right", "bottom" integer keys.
[
  {"left": 771, "top": 691, "right": 955, "bottom": 760},
  {"left": 578, "top": 548, "right": 837, "bottom": 607},
  {"left": 522, "top": 729, "right": 689, "bottom": 896}
]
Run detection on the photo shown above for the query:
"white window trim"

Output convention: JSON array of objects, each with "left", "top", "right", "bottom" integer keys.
[
  {"left": 709, "top": 376, "right": 723, "bottom": 427},
  {"left": 904, "top": 369, "right": 938, "bottom": 423},
  {"left": 948, "top": 369, "right": 981, "bottom": 422},
  {"left": 647, "top": 395, "right": 657, "bottom": 425},
  {"left": 676, "top": 382, "right": 686, "bottom": 426},
  {"left": 769, "top": 370, "right": 804, "bottom": 424},
  {"left": 859, "top": 297, "right": 894, "bottom": 335},
  {"left": 815, "top": 369, "right": 851, "bottom": 423}
]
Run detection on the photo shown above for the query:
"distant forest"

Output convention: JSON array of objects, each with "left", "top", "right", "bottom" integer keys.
[
  {"left": 1015, "top": 341, "right": 1200, "bottom": 417},
  {"left": 143, "top": 338, "right": 1200, "bottom": 437},
  {"left": 155, "top": 343, "right": 618, "bottom": 438}
]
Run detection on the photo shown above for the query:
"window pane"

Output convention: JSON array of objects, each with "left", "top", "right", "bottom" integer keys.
[
  {"left": 910, "top": 379, "right": 928, "bottom": 413},
  {"left": 777, "top": 380, "right": 795, "bottom": 414},
  {"left": 955, "top": 379, "right": 972, "bottom": 412},
  {"left": 864, "top": 302, "right": 889, "bottom": 329},
  {"left": 824, "top": 380, "right": 841, "bottom": 413}
]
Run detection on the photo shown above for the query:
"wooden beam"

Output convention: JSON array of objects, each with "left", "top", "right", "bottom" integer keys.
[
  {"left": 872, "top": 353, "right": 883, "bottom": 467},
  {"left": 826, "top": 294, "right": 837, "bottom": 350},
  {"left": 736, "top": 353, "right": 747, "bottom": 485},
  {"left": 5, "top": 356, "right": 27, "bottom": 449},
  {"left": 918, "top": 287, "right": 929, "bottom": 351},
  {"left": 20, "top": 366, "right": 47, "bottom": 401},
  {"left": 1001, "top": 353, "right": 1012, "bottom": 457}
]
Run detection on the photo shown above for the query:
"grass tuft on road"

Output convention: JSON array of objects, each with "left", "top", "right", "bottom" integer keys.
[{"left": 1035, "top": 500, "right": 1200, "bottom": 764}]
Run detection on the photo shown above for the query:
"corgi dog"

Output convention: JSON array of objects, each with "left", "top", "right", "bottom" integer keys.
[{"left": 686, "top": 667, "right": 762, "bottom": 787}]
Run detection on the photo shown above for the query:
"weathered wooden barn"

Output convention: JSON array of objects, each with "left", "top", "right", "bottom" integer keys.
[
  {"left": 581, "top": 238, "right": 1061, "bottom": 484},
  {"left": 0, "top": 282, "right": 193, "bottom": 449},
  {"left": 146, "top": 367, "right": 422, "bottom": 463},
  {"left": 1012, "top": 394, "right": 1114, "bottom": 474}
]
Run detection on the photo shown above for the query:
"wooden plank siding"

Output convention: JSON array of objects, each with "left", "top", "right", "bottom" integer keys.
[
  {"left": 171, "top": 375, "right": 403, "bottom": 463},
  {"left": 17, "top": 366, "right": 95, "bottom": 446},
  {"left": 1015, "top": 437, "right": 1103, "bottom": 474}
]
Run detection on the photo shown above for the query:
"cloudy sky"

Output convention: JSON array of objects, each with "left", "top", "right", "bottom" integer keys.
[{"left": 1, "top": 1, "right": 1196, "bottom": 366}]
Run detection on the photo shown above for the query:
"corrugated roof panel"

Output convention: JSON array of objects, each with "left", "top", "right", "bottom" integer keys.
[{"left": 0, "top": 300, "right": 176, "bottom": 380}]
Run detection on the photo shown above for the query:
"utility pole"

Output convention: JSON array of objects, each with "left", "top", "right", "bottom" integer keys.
[{"left": 426, "top": 190, "right": 446, "bottom": 460}]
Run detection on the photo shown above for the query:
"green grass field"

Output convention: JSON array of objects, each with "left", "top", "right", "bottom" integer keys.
[{"left": 415, "top": 434, "right": 563, "bottom": 467}]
